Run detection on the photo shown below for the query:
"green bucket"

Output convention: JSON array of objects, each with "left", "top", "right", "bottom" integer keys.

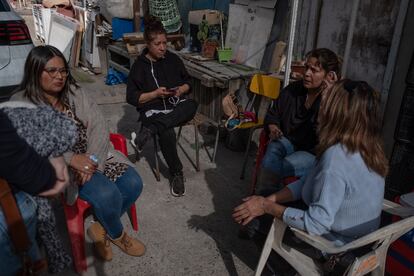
[{"left": 217, "top": 48, "right": 233, "bottom": 63}]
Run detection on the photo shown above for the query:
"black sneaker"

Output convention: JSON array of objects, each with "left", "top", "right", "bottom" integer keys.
[
  {"left": 238, "top": 218, "right": 260, "bottom": 240},
  {"left": 170, "top": 172, "right": 185, "bottom": 197},
  {"left": 131, "top": 127, "right": 153, "bottom": 153}
]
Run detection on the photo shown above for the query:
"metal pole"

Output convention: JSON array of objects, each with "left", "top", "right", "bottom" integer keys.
[
  {"left": 133, "top": 0, "right": 141, "bottom": 32},
  {"left": 284, "top": 0, "right": 299, "bottom": 88},
  {"left": 83, "top": 0, "right": 86, "bottom": 30},
  {"left": 380, "top": 0, "right": 409, "bottom": 118},
  {"left": 342, "top": 0, "right": 360, "bottom": 78}
]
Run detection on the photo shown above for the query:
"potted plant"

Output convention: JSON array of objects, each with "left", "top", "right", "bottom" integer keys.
[
  {"left": 197, "top": 18, "right": 219, "bottom": 58},
  {"left": 197, "top": 19, "right": 209, "bottom": 43}
]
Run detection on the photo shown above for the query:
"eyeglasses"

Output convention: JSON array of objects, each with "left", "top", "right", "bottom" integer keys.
[{"left": 44, "top": 67, "right": 69, "bottom": 78}]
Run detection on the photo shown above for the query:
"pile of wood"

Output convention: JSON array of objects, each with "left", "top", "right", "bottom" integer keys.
[{"left": 122, "top": 32, "right": 185, "bottom": 56}]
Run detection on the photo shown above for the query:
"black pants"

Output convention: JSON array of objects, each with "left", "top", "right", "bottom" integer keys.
[{"left": 141, "top": 99, "right": 198, "bottom": 174}]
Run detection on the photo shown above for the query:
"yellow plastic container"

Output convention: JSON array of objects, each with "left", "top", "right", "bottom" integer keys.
[{"left": 217, "top": 48, "right": 233, "bottom": 63}]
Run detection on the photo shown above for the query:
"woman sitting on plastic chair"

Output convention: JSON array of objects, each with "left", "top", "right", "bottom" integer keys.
[
  {"left": 12, "top": 45, "right": 145, "bottom": 262},
  {"left": 233, "top": 80, "right": 388, "bottom": 275},
  {"left": 126, "top": 16, "right": 198, "bottom": 197},
  {"left": 257, "top": 48, "right": 341, "bottom": 194}
]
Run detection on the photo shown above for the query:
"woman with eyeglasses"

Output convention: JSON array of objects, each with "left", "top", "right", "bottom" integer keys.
[
  {"left": 12, "top": 45, "right": 145, "bottom": 264},
  {"left": 233, "top": 79, "right": 388, "bottom": 274},
  {"left": 126, "top": 16, "right": 198, "bottom": 197}
]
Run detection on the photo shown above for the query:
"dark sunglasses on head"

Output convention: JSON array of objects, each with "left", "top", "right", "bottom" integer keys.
[
  {"left": 343, "top": 79, "right": 359, "bottom": 93},
  {"left": 343, "top": 79, "right": 376, "bottom": 112},
  {"left": 343, "top": 80, "right": 373, "bottom": 94}
]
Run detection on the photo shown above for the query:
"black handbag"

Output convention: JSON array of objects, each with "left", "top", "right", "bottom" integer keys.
[{"left": 322, "top": 243, "right": 374, "bottom": 276}]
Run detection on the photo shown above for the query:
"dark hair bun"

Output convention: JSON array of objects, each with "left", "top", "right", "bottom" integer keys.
[
  {"left": 144, "top": 16, "right": 163, "bottom": 29},
  {"left": 144, "top": 16, "right": 166, "bottom": 41}
]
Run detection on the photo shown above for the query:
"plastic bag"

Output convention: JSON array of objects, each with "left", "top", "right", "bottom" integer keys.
[
  {"left": 98, "top": 0, "right": 133, "bottom": 21},
  {"left": 225, "top": 111, "right": 257, "bottom": 131},
  {"left": 105, "top": 67, "right": 127, "bottom": 85},
  {"left": 222, "top": 93, "right": 242, "bottom": 118}
]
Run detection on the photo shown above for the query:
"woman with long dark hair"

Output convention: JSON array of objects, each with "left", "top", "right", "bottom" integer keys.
[
  {"left": 127, "top": 16, "right": 198, "bottom": 197},
  {"left": 12, "top": 45, "right": 145, "bottom": 263}
]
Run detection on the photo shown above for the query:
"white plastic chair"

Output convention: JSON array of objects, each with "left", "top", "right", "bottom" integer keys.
[{"left": 255, "top": 199, "right": 414, "bottom": 276}]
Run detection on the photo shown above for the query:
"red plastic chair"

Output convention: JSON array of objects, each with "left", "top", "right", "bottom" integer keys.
[
  {"left": 250, "top": 129, "right": 298, "bottom": 194},
  {"left": 62, "top": 133, "right": 138, "bottom": 274},
  {"left": 386, "top": 192, "right": 414, "bottom": 275},
  {"left": 250, "top": 130, "right": 270, "bottom": 194}
]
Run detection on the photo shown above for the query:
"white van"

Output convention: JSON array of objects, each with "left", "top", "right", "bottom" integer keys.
[{"left": 0, "top": 0, "right": 33, "bottom": 102}]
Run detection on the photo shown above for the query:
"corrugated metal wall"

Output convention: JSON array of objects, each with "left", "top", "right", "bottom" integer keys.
[
  {"left": 386, "top": 51, "right": 414, "bottom": 198},
  {"left": 293, "top": 0, "right": 400, "bottom": 94}
]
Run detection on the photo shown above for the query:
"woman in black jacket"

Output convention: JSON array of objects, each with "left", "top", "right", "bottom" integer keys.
[
  {"left": 127, "top": 16, "right": 198, "bottom": 197},
  {"left": 258, "top": 48, "right": 341, "bottom": 194}
]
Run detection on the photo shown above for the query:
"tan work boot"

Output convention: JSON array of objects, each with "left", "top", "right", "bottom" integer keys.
[
  {"left": 110, "top": 231, "right": 146, "bottom": 257},
  {"left": 87, "top": 222, "right": 113, "bottom": 261}
]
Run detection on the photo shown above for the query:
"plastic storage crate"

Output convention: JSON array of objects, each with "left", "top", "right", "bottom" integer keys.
[
  {"left": 386, "top": 193, "right": 414, "bottom": 275},
  {"left": 111, "top": 18, "right": 133, "bottom": 40}
]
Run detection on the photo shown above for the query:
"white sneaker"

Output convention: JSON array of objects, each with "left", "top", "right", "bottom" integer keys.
[
  {"left": 130, "top": 132, "right": 140, "bottom": 152},
  {"left": 131, "top": 128, "right": 153, "bottom": 153}
]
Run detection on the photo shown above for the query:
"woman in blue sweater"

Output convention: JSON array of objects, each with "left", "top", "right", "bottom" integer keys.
[{"left": 233, "top": 79, "right": 388, "bottom": 245}]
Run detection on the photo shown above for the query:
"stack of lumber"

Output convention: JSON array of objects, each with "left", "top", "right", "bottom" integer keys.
[{"left": 122, "top": 32, "right": 185, "bottom": 56}]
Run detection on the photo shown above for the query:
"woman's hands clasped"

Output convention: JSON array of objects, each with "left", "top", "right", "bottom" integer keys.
[
  {"left": 70, "top": 153, "right": 98, "bottom": 185},
  {"left": 268, "top": 124, "right": 283, "bottom": 140}
]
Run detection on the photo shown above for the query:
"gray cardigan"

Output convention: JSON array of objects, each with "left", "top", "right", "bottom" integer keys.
[
  {"left": 12, "top": 88, "right": 134, "bottom": 203},
  {"left": 0, "top": 101, "right": 76, "bottom": 158}
]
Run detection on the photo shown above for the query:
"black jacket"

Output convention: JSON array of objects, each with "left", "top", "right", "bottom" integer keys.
[
  {"left": 264, "top": 80, "right": 321, "bottom": 152},
  {"left": 126, "top": 49, "right": 192, "bottom": 112},
  {"left": 0, "top": 110, "right": 56, "bottom": 194}
]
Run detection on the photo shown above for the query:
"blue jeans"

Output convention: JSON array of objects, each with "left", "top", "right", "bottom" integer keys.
[
  {"left": 0, "top": 192, "right": 41, "bottom": 275},
  {"left": 79, "top": 166, "right": 143, "bottom": 239},
  {"left": 262, "top": 137, "right": 315, "bottom": 179}
]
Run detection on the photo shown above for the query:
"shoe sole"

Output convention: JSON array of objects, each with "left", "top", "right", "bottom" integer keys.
[
  {"left": 109, "top": 235, "right": 146, "bottom": 257},
  {"left": 130, "top": 132, "right": 143, "bottom": 153},
  {"left": 92, "top": 245, "right": 113, "bottom": 261},
  {"left": 170, "top": 186, "right": 185, "bottom": 197},
  {"left": 87, "top": 228, "right": 113, "bottom": 261}
]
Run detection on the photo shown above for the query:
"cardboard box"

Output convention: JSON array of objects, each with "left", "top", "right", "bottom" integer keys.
[
  {"left": 188, "top": 9, "right": 221, "bottom": 25},
  {"left": 188, "top": 10, "right": 222, "bottom": 53}
]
